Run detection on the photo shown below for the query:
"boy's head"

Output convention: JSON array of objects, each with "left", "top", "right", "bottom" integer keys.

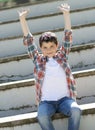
[{"left": 39, "top": 32, "right": 59, "bottom": 57}]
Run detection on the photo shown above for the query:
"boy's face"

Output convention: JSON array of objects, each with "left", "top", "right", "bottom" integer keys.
[{"left": 40, "top": 42, "right": 58, "bottom": 58}]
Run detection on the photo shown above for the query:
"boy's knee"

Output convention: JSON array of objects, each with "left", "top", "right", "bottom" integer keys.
[
  {"left": 37, "top": 115, "right": 50, "bottom": 123},
  {"left": 37, "top": 115, "right": 53, "bottom": 129},
  {"left": 71, "top": 107, "right": 82, "bottom": 118}
]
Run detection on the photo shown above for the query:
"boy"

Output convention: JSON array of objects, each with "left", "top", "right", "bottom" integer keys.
[{"left": 18, "top": 3, "right": 81, "bottom": 130}]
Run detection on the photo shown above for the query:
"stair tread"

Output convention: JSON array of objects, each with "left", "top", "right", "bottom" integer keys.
[
  {"left": 0, "top": 7, "right": 95, "bottom": 24},
  {"left": 0, "top": 43, "right": 94, "bottom": 63},
  {"left": 0, "top": 105, "right": 37, "bottom": 118},
  {"left": 0, "top": 0, "right": 95, "bottom": 23},
  {"left": 0, "top": 103, "right": 95, "bottom": 127},
  {"left": 0, "top": 0, "right": 95, "bottom": 129},
  {"left": 0, "top": 68, "right": 95, "bottom": 89},
  {"left": 1, "top": 9, "right": 95, "bottom": 39}
]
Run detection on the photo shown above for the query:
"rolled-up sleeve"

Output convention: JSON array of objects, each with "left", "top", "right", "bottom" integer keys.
[
  {"left": 61, "top": 30, "right": 72, "bottom": 60},
  {"left": 23, "top": 33, "right": 38, "bottom": 60}
]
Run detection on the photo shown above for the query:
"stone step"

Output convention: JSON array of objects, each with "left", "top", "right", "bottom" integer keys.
[
  {"left": 0, "top": 78, "right": 37, "bottom": 117},
  {"left": 0, "top": 0, "right": 95, "bottom": 23},
  {"left": 0, "top": 7, "right": 95, "bottom": 39},
  {"left": 74, "top": 69, "right": 95, "bottom": 104},
  {"left": 69, "top": 43, "right": 95, "bottom": 71},
  {"left": 0, "top": 43, "right": 95, "bottom": 83},
  {"left": 0, "top": 103, "right": 95, "bottom": 130},
  {"left": 0, "top": 105, "right": 37, "bottom": 118},
  {"left": 0, "top": 26, "right": 95, "bottom": 58},
  {"left": 0, "top": 0, "right": 94, "bottom": 129},
  {"left": 0, "top": 68, "right": 95, "bottom": 113}
]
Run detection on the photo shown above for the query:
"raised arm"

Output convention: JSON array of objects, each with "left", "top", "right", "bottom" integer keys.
[
  {"left": 18, "top": 9, "right": 30, "bottom": 36},
  {"left": 18, "top": 9, "right": 38, "bottom": 60},
  {"left": 59, "top": 3, "right": 71, "bottom": 30},
  {"left": 59, "top": 3, "right": 72, "bottom": 59}
]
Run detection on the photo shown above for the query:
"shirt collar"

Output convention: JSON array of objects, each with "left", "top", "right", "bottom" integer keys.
[{"left": 42, "top": 55, "right": 58, "bottom": 62}]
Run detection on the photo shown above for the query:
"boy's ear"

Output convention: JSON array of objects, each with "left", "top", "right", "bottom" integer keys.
[
  {"left": 39, "top": 45, "right": 42, "bottom": 50},
  {"left": 57, "top": 42, "right": 59, "bottom": 48},
  {"left": 39, "top": 46, "right": 43, "bottom": 52}
]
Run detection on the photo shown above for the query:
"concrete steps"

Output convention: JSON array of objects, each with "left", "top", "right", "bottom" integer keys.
[
  {"left": 0, "top": 0, "right": 95, "bottom": 23},
  {"left": 0, "top": 7, "right": 95, "bottom": 39},
  {"left": 0, "top": 0, "right": 95, "bottom": 129},
  {"left": 0, "top": 68, "right": 95, "bottom": 118},
  {"left": 0, "top": 43, "right": 95, "bottom": 83},
  {"left": 0, "top": 79, "right": 36, "bottom": 113},
  {"left": 74, "top": 69, "right": 95, "bottom": 104},
  {"left": 0, "top": 103, "right": 95, "bottom": 130},
  {"left": 0, "top": 27, "right": 95, "bottom": 58}
]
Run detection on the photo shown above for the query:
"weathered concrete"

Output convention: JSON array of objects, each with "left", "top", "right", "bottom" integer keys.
[
  {"left": 74, "top": 69, "right": 95, "bottom": 104},
  {"left": 0, "top": 8, "right": 95, "bottom": 39},
  {"left": 0, "top": 0, "right": 95, "bottom": 23},
  {"left": 0, "top": 69, "right": 95, "bottom": 113},
  {"left": 0, "top": 0, "right": 95, "bottom": 129},
  {"left": 0, "top": 27, "right": 95, "bottom": 58},
  {"left": 0, "top": 103, "right": 95, "bottom": 130},
  {"left": 0, "top": 43, "right": 95, "bottom": 83}
]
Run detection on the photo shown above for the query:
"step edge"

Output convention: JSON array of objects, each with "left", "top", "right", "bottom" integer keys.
[
  {"left": 0, "top": 103, "right": 95, "bottom": 128},
  {"left": 0, "top": 43, "right": 95, "bottom": 64},
  {"left": 0, "top": 68, "right": 95, "bottom": 90},
  {"left": 1, "top": 6, "right": 95, "bottom": 25},
  {"left": 1, "top": 23, "right": 95, "bottom": 41}
]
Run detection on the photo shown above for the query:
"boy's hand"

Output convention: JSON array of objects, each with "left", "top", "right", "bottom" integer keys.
[
  {"left": 18, "top": 8, "right": 29, "bottom": 18},
  {"left": 58, "top": 3, "right": 70, "bottom": 13}
]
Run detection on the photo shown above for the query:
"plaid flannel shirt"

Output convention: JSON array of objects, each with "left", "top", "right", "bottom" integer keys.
[{"left": 23, "top": 30, "right": 77, "bottom": 104}]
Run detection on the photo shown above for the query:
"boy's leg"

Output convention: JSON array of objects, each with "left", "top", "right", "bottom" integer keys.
[
  {"left": 37, "top": 101, "right": 56, "bottom": 130},
  {"left": 58, "top": 97, "right": 81, "bottom": 130}
]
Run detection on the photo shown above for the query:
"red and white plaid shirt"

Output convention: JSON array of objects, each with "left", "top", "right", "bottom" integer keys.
[{"left": 23, "top": 30, "right": 77, "bottom": 104}]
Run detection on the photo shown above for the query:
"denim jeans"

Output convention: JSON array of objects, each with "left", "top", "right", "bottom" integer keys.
[{"left": 37, "top": 97, "right": 81, "bottom": 130}]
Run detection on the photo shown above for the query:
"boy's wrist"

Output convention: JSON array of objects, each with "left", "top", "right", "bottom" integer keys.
[
  {"left": 63, "top": 11, "right": 70, "bottom": 14},
  {"left": 23, "top": 33, "right": 34, "bottom": 46},
  {"left": 19, "top": 16, "right": 26, "bottom": 20},
  {"left": 63, "top": 12, "right": 70, "bottom": 18}
]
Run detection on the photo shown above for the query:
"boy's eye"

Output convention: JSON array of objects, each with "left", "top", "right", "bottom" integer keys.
[
  {"left": 50, "top": 45, "right": 54, "bottom": 48},
  {"left": 43, "top": 46, "right": 53, "bottom": 50},
  {"left": 43, "top": 47, "right": 47, "bottom": 50}
]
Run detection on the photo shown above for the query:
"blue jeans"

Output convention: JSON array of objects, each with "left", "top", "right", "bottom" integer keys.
[{"left": 37, "top": 97, "right": 81, "bottom": 130}]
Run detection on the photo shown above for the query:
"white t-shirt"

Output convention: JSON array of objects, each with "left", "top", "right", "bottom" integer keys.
[{"left": 41, "top": 57, "right": 69, "bottom": 101}]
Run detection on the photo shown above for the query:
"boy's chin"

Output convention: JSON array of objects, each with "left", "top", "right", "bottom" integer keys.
[
  {"left": 48, "top": 56, "right": 53, "bottom": 58},
  {"left": 43, "top": 53, "right": 55, "bottom": 58},
  {"left": 46, "top": 54, "right": 54, "bottom": 58}
]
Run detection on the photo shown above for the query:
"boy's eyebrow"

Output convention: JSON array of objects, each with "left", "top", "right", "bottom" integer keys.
[{"left": 43, "top": 46, "right": 47, "bottom": 48}]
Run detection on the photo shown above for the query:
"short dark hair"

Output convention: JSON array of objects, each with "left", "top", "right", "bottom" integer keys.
[{"left": 39, "top": 32, "right": 58, "bottom": 47}]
